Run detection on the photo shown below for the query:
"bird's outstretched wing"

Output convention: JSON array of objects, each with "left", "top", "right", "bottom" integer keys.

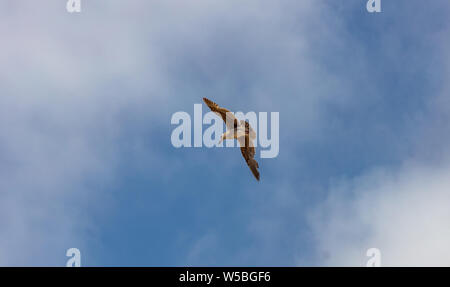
[
  {"left": 203, "top": 98, "right": 260, "bottom": 181},
  {"left": 203, "top": 97, "right": 238, "bottom": 130},
  {"left": 238, "top": 136, "right": 260, "bottom": 181}
]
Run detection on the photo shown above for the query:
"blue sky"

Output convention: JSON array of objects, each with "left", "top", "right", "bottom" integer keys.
[{"left": 1, "top": 0, "right": 450, "bottom": 266}]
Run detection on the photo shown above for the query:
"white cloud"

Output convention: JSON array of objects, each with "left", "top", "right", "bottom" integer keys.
[
  {"left": 308, "top": 161, "right": 450, "bottom": 266},
  {"left": 1, "top": 0, "right": 449, "bottom": 266},
  {"left": 0, "top": 0, "right": 349, "bottom": 265},
  {"left": 304, "top": 1, "right": 450, "bottom": 267}
]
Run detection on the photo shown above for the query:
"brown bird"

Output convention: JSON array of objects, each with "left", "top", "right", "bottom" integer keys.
[{"left": 203, "top": 97, "right": 260, "bottom": 181}]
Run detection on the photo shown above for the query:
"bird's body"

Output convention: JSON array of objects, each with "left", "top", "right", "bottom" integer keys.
[
  {"left": 203, "top": 97, "right": 260, "bottom": 181},
  {"left": 219, "top": 121, "right": 256, "bottom": 143}
]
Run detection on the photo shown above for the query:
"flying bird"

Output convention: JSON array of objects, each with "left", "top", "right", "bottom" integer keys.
[{"left": 203, "top": 97, "right": 260, "bottom": 181}]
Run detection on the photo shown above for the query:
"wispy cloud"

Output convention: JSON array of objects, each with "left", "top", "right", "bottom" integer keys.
[
  {"left": 308, "top": 161, "right": 450, "bottom": 266},
  {"left": 1, "top": 0, "right": 449, "bottom": 266}
]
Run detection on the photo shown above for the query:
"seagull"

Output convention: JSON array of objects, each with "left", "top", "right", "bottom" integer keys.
[{"left": 203, "top": 97, "right": 260, "bottom": 181}]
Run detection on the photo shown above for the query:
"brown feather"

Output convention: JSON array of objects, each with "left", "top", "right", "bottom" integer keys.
[
  {"left": 203, "top": 97, "right": 238, "bottom": 129},
  {"left": 239, "top": 136, "right": 260, "bottom": 181}
]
